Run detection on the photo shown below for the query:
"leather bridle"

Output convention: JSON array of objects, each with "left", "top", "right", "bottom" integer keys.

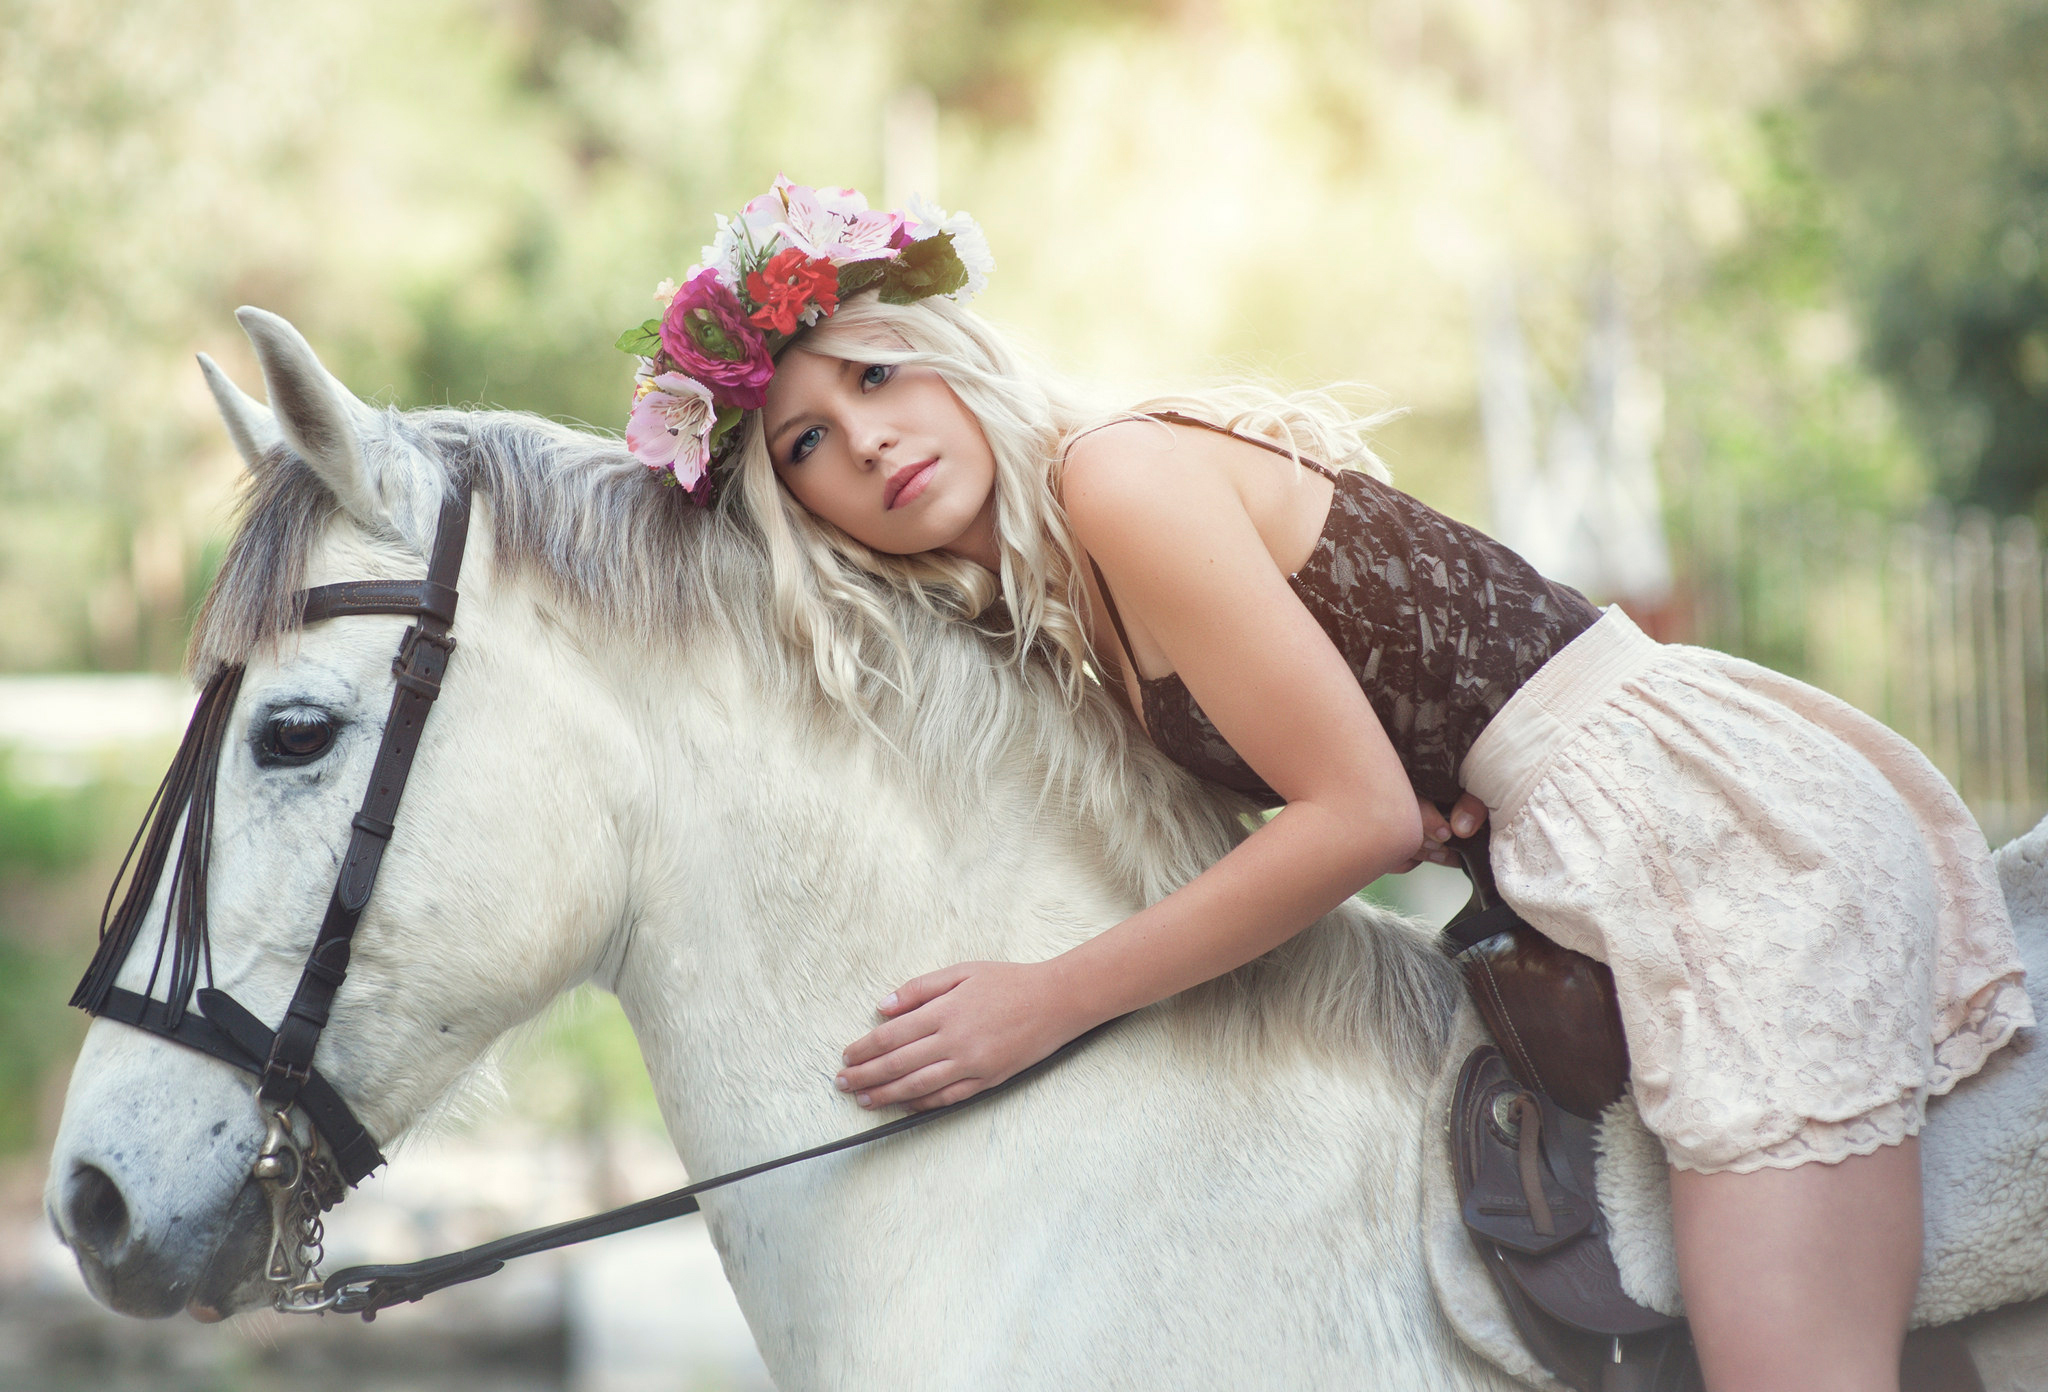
[
  {"left": 70, "top": 477, "right": 1124, "bottom": 1319},
  {"left": 72, "top": 481, "right": 471, "bottom": 1308}
]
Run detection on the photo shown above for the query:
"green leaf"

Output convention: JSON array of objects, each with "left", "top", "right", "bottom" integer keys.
[
  {"left": 837, "top": 260, "right": 887, "bottom": 298},
  {"left": 615, "top": 318, "right": 663, "bottom": 356},
  {"left": 709, "top": 405, "right": 743, "bottom": 451},
  {"left": 879, "top": 233, "right": 968, "bottom": 304}
]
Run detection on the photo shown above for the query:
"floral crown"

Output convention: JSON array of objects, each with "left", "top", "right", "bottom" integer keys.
[{"left": 617, "top": 174, "right": 994, "bottom": 503}]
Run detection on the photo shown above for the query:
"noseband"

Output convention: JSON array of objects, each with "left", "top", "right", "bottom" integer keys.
[{"left": 71, "top": 482, "right": 473, "bottom": 1312}]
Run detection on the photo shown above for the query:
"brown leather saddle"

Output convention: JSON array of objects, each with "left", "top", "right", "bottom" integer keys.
[{"left": 1438, "top": 828, "right": 1983, "bottom": 1392}]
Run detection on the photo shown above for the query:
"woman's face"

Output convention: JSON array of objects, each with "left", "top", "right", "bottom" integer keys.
[{"left": 762, "top": 341, "right": 999, "bottom": 563}]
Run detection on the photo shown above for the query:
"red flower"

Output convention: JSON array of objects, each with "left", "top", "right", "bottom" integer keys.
[{"left": 745, "top": 248, "right": 841, "bottom": 336}]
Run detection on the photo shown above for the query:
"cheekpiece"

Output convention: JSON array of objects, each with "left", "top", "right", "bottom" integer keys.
[{"left": 617, "top": 174, "right": 994, "bottom": 503}]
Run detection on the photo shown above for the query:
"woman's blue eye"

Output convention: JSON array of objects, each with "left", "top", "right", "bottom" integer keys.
[
  {"left": 861, "top": 363, "right": 893, "bottom": 390},
  {"left": 789, "top": 425, "right": 825, "bottom": 463}
]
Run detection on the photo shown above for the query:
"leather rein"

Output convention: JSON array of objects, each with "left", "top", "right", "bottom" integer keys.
[{"left": 70, "top": 481, "right": 1123, "bottom": 1320}]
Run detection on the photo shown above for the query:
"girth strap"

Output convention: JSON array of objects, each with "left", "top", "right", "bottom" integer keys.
[
  {"left": 258, "top": 486, "right": 471, "bottom": 1112},
  {"left": 95, "top": 986, "right": 385, "bottom": 1185}
]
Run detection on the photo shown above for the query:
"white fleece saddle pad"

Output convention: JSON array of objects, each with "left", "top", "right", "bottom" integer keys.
[{"left": 1422, "top": 819, "right": 2048, "bottom": 1388}]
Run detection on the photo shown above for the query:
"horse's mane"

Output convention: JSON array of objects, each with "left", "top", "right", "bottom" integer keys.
[{"left": 190, "top": 407, "right": 1459, "bottom": 1080}]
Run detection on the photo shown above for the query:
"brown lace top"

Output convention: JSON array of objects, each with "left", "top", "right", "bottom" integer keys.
[{"left": 1087, "top": 414, "right": 1599, "bottom": 809}]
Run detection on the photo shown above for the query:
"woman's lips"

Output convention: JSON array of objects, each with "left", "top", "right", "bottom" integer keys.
[{"left": 886, "top": 459, "right": 937, "bottom": 510}]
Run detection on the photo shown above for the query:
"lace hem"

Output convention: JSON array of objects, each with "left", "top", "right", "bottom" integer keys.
[
  {"left": 1670, "top": 976, "right": 2034, "bottom": 1175},
  {"left": 1928, "top": 974, "right": 2036, "bottom": 1096},
  {"left": 1671, "top": 1093, "right": 1925, "bottom": 1175}
]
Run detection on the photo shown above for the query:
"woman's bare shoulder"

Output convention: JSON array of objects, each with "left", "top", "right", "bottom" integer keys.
[{"left": 1060, "top": 417, "right": 1241, "bottom": 546}]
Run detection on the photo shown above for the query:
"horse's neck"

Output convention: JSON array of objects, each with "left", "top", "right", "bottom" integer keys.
[{"left": 599, "top": 636, "right": 1128, "bottom": 1174}]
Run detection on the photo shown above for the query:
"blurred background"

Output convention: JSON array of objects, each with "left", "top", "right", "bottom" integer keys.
[{"left": 3, "top": 0, "right": 2045, "bottom": 1387}]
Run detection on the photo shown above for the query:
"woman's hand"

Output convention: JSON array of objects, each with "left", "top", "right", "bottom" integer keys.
[
  {"left": 837, "top": 961, "right": 1083, "bottom": 1112},
  {"left": 1393, "top": 791, "right": 1489, "bottom": 872}
]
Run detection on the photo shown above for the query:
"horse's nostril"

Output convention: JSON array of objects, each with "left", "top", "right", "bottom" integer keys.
[{"left": 65, "top": 1164, "right": 132, "bottom": 1259}]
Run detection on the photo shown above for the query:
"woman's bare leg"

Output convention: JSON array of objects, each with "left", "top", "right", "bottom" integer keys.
[{"left": 1669, "top": 1136, "right": 1922, "bottom": 1392}]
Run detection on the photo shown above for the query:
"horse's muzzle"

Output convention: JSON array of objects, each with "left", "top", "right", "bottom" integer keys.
[{"left": 51, "top": 1159, "right": 271, "bottom": 1320}]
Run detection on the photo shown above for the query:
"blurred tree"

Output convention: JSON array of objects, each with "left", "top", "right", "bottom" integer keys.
[
  {"left": 1663, "top": 107, "right": 1928, "bottom": 520},
  {"left": 1805, "top": 0, "right": 2048, "bottom": 521}
]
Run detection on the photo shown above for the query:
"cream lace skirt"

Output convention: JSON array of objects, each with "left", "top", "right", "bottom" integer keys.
[{"left": 1460, "top": 606, "right": 2033, "bottom": 1174}]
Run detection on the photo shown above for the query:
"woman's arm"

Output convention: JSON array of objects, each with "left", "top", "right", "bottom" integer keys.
[{"left": 836, "top": 421, "right": 1430, "bottom": 1109}]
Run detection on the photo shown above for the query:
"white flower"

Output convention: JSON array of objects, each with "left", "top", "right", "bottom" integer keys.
[
  {"left": 939, "top": 212, "right": 994, "bottom": 300},
  {"left": 902, "top": 195, "right": 993, "bottom": 300},
  {"left": 702, "top": 201, "right": 781, "bottom": 293},
  {"left": 903, "top": 193, "right": 947, "bottom": 240}
]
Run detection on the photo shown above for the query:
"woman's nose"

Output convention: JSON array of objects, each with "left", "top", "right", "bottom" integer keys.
[{"left": 849, "top": 415, "right": 898, "bottom": 465}]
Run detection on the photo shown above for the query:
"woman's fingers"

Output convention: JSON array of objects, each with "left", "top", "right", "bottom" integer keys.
[
  {"left": 877, "top": 963, "right": 973, "bottom": 1016},
  {"left": 1399, "top": 790, "right": 1493, "bottom": 871},
  {"left": 841, "top": 1006, "right": 942, "bottom": 1067},
  {"left": 851, "top": 1060, "right": 974, "bottom": 1109},
  {"left": 906, "top": 1078, "right": 988, "bottom": 1112},
  {"left": 836, "top": 1033, "right": 948, "bottom": 1094},
  {"left": 1407, "top": 795, "right": 1462, "bottom": 868},
  {"left": 1449, "top": 791, "right": 1488, "bottom": 839},
  {"left": 1417, "top": 796, "right": 1452, "bottom": 845}
]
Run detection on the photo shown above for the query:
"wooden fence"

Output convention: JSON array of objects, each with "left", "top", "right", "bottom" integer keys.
[{"left": 1678, "top": 502, "right": 2048, "bottom": 846}]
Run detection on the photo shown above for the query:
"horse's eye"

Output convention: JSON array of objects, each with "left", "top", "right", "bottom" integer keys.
[{"left": 259, "top": 712, "right": 337, "bottom": 767}]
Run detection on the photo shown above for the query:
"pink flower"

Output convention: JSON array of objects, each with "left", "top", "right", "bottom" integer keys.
[
  {"left": 626, "top": 372, "right": 717, "bottom": 490},
  {"left": 764, "top": 176, "right": 905, "bottom": 266},
  {"left": 659, "top": 268, "right": 775, "bottom": 411}
]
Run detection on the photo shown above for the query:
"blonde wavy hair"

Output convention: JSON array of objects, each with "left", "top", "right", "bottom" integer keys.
[{"left": 724, "top": 292, "right": 1399, "bottom": 723}]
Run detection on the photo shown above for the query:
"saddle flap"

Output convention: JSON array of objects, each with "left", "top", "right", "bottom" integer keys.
[
  {"left": 1454, "top": 1047, "right": 1596, "bottom": 1255},
  {"left": 1455, "top": 1045, "right": 1682, "bottom": 1342}
]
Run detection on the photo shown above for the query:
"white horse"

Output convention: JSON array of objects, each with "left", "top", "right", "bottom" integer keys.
[{"left": 44, "top": 310, "right": 2048, "bottom": 1390}]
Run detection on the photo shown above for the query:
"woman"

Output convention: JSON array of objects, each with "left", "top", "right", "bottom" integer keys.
[{"left": 625, "top": 177, "right": 2031, "bottom": 1390}]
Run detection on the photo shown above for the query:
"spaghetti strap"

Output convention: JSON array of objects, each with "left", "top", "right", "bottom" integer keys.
[
  {"left": 1087, "top": 555, "right": 1144, "bottom": 687},
  {"left": 1143, "top": 410, "right": 1345, "bottom": 483},
  {"left": 1074, "top": 410, "right": 1341, "bottom": 710}
]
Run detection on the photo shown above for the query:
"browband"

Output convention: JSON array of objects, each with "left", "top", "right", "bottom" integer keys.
[{"left": 300, "top": 580, "right": 460, "bottom": 627}]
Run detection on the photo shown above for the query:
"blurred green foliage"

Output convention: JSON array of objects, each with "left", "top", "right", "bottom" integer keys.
[
  {"left": 0, "top": 753, "right": 107, "bottom": 1154},
  {"left": 0, "top": 933, "right": 67, "bottom": 1154},
  {"left": 16, "top": 0, "right": 2028, "bottom": 675},
  {"left": 505, "top": 984, "right": 667, "bottom": 1134},
  {"left": 1665, "top": 106, "right": 1930, "bottom": 522},
  {"left": 0, "top": 753, "right": 102, "bottom": 874},
  {"left": 1801, "top": 0, "right": 2048, "bottom": 523}
]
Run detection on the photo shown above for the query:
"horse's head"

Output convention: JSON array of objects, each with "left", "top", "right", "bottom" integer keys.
[{"left": 45, "top": 310, "right": 644, "bottom": 1319}]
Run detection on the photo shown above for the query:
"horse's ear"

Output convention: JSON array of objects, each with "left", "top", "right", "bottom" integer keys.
[
  {"left": 234, "top": 306, "right": 387, "bottom": 530},
  {"left": 197, "top": 352, "right": 282, "bottom": 471}
]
